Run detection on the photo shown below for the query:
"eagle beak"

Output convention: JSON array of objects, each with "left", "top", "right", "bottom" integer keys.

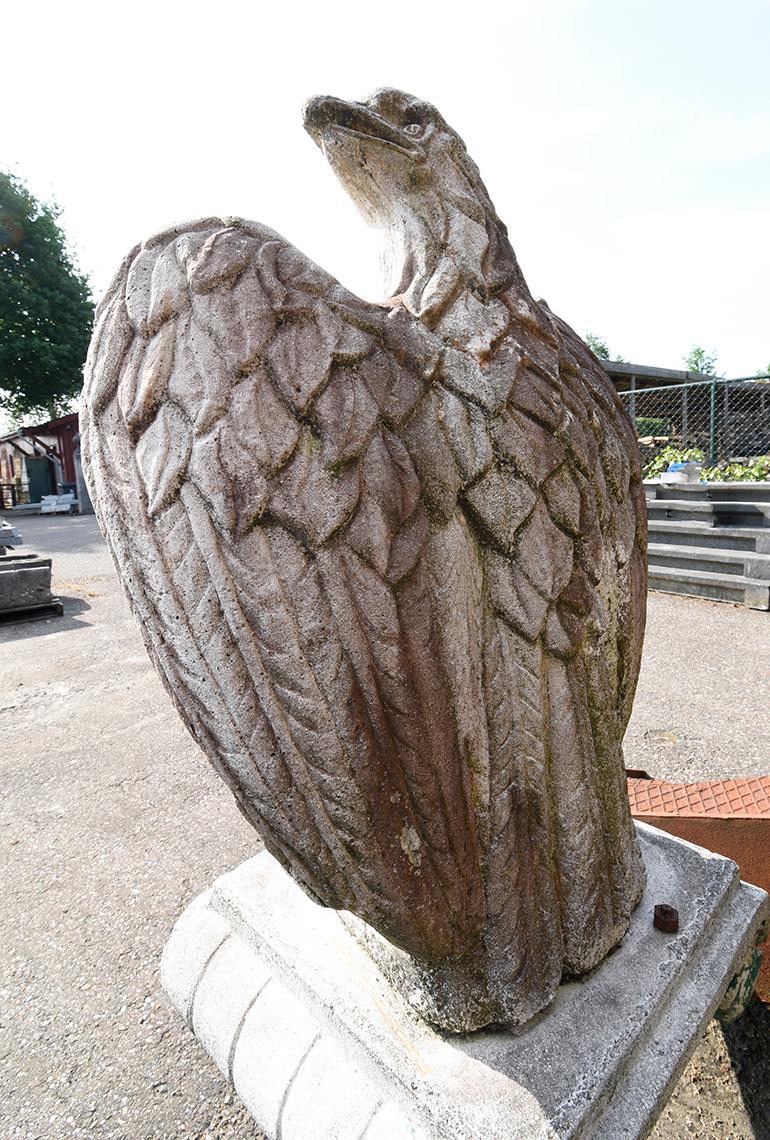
[
  {"left": 303, "top": 95, "right": 420, "bottom": 158},
  {"left": 302, "top": 96, "right": 353, "bottom": 142}
]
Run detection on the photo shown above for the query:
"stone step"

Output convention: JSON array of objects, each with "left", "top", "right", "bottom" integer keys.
[
  {"left": 646, "top": 499, "right": 770, "bottom": 527},
  {"left": 648, "top": 565, "right": 770, "bottom": 609},
  {"left": 646, "top": 520, "right": 770, "bottom": 554},
  {"left": 645, "top": 481, "right": 770, "bottom": 504},
  {"left": 0, "top": 598, "right": 65, "bottom": 624},
  {"left": 647, "top": 542, "right": 770, "bottom": 580},
  {"left": 0, "top": 552, "right": 39, "bottom": 566}
]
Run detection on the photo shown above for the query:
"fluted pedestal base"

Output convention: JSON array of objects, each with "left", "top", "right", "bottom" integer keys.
[{"left": 161, "top": 823, "right": 767, "bottom": 1140}]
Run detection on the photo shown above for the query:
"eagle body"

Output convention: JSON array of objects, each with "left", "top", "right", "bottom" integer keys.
[{"left": 83, "top": 91, "right": 647, "bottom": 1032}]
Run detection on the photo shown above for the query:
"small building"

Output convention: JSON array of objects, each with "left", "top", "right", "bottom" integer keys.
[{"left": 0, "top": 412, "right": 79, "bottom": 509}]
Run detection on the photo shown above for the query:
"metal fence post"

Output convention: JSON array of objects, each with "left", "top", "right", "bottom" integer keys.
[
  {"left": 709, "top": 377, "right": 719, "bottom": 464},
  {"left": 723, "top": 383, "right": 730, "bottom": 457}
]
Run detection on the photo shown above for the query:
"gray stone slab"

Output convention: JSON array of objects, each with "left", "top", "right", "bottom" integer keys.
[
  {"left": 0, "top": 556, "right": 54, "bottom": 611},
  {"left": 162, "top": 824, "right": 767, "bottom": 1140}
]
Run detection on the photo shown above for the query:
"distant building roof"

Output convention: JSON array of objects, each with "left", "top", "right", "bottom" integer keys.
[
  {"left": 0, "top": 411, "right": 79, "bottom": 484},
  {"left": 0, "top": 410, "right": 79, "bottom": 445},
  {"left": 602, "top": 361, "right": 717, "bottom": 392}
]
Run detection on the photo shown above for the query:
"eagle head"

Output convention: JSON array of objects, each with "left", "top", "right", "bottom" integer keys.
[
  {"left": 303, "top": 88, "right": 520, "bottom": 322},
  {"left": 303, "top": 89, "right": 461, "bottom": 226}
]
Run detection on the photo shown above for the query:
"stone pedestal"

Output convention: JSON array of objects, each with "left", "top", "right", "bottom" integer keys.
[{"left": 161, "top": 824, "right": 767, "bottom": 1140}]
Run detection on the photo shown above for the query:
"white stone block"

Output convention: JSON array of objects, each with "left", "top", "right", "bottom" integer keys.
[
  {"left": 191, "top": 932, "right": 272, "bottom": 1077},
  {"left": 363, "top": 1100, "right": 426, "bottom": 1139},
  {"left": 162, "top": 824, "right": 768, "bottom": 1139},
  {"left": 280, "top": 1035, "right": 382, "bottom": 1140},
  {"left": 160, "top": 889, "right": 230, "bottom": 1023},
  {"left": 230, "top": 977, "right": 322, "bottom": 1137}
]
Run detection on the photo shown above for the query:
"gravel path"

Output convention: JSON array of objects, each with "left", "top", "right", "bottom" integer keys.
[{"left": 0, "top": 515, "right": 767, "bottom": 1140}]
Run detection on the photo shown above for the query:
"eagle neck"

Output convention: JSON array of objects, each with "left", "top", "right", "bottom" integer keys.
[{"left": 385, "top": 192, "right": 525, "bottom": 361}]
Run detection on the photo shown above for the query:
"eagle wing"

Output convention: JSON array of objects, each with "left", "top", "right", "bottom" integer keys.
[
  {"left": 338, "top": 285, "right": 647, "bottom": 1015},
  {"left": 83, "top": 216, "right": 646, "bottom": 1007},
  {"left": 433, "top": 293, "right": 647, "bottom": 991},
  {"left": 82, "top": 218, "right": 486, "bottom": 961}
]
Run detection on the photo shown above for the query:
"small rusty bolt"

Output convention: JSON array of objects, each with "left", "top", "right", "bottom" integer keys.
[{"left": 654, "top": 903, "right": 679, "bottom": 933}]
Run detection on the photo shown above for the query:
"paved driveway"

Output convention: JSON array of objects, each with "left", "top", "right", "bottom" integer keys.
[{"left": 0, "top": 515, "right": 767, "bottom": 1139}]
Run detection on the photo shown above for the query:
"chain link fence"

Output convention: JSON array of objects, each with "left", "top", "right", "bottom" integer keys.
[{"left": 618, "top": 376, "right": 770, "bottom": 471}]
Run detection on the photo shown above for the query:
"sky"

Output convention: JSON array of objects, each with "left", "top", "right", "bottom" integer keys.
[{"left": 2, "top": 0, "right": 769, "bottom": 377}]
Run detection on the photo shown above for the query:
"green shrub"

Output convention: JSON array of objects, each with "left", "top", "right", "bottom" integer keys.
[
  {"left": 642, "top": 448, "right": 770, "bottom": 482},
  {"left": 642, "top": 447, "right": 704, "bottom": 481},
  {"left": 701, "top": 456, "right": 770, "bottom": 482},
  {"left": 634, "top": 416, "right": 672, "bottom": 437}
]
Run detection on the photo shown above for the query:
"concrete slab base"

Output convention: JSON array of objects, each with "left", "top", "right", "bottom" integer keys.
[{"left": 161, "top": 824, "right": 768, "bottom": 1140}]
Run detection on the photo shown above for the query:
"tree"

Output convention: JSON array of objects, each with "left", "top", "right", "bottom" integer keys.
[
  {"left": 584, "top": 332, "right": 626, "bottom": 363},
  {"left": 684, "top": 345, "right": 719, "bottom": 376},
  {"left": 585, "top": 331, "right": 610, "bottom": 360},
  {"left": 0, "top": 171, "right": 94, "bottom": 421}
]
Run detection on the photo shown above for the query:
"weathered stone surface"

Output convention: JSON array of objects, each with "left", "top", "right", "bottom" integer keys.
[
  {"left": 0, "top": 555, "right": 55, "bottom": 611},
  {"left": 84, "top": 89, "right": 648, "bottom": 1030},
  {"left": 162, "top": 826, "right": 768, "bottom": 1140}
]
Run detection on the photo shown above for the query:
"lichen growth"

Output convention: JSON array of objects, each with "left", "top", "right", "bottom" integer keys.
[{"left": 400, "top": 823, "right": 422, "bottom": 867}]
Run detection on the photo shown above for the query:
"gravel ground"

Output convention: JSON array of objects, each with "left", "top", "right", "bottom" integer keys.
[{"left": 0, "top": 514, "right": 768, "bottom": 1140}]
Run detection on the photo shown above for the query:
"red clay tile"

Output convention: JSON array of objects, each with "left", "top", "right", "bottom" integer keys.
[{"left": 628, "top": 776, "right": 770, "bottom": 819}]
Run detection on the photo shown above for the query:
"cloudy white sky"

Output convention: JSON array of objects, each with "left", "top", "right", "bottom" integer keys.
[{"left": 3, "top": 0, "right": 769, "bottom": 376}]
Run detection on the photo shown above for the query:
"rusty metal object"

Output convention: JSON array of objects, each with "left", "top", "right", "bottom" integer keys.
[{"left": 653, "top": 903, "right": 679, "bottom": 933}]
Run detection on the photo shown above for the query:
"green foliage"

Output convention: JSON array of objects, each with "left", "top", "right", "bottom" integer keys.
[
  {"left": 585, "top": 332, "right": 610, "bottom": 360},
  {"left": 701, "top": 456, "right": 770, "bottom": 482},
  {"left": 585, "top": 331, "right": 626, "bottom": 364},
  {"left": 0, "top": 171, "right": 94, "bottom": 420},
  {"left": 684, "top": 345, "right": 719, "bottom": 376},
  {"left": 642, "top": 446, "right": 704, "bottom": 480},
  {"left": 634, "top": 416, "right": 671, "bottom": 437},
  {"left": 642, "top": 446, "right": 770, "bottom": 482}
]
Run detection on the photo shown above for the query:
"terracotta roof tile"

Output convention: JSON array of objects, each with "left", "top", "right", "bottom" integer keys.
[{"left": 628, "top": 775, "right": 770, "bottom": 819}]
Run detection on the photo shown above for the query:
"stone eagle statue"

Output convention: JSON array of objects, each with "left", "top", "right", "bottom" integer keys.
[{"left": 82, "top": 88, "right": 647, "bottom": 1032}]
